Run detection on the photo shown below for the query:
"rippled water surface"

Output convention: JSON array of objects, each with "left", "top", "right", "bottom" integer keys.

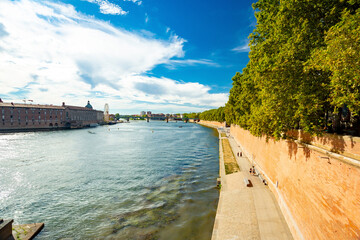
[{"left": 0, "top": 121, "right": 219, "bottom": 239}]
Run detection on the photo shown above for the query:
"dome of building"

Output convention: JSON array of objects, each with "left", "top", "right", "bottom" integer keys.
[{"left": 85, "top": 101, "right": 93, "bottom": 109}]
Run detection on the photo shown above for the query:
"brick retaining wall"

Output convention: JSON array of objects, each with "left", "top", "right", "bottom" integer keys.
[
  {"left": 198, "top": 120, "right": 225, "bottom": 128},
  {"left": 231, "top": 124, "right": 360, "bottom": 240}
]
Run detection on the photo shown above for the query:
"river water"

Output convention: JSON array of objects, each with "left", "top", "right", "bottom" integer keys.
[{"left": 0, "top": 121, "right": 219, "bottom": 239}]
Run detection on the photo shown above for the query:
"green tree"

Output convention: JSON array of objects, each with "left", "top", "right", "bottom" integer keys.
[
  {"left": 182, "top": 112, "right": 200, "bottom": 119},
  {"left": 199, "top": 107, "right": 225, "bottom": 122},
  {"left": 225, "top": 70, "right": 258, "bottom": 130},
  {"left": 307, "top": 9, "right": 360, "bottom": 115},
  {"left": 225, "top": 0, "right": 359, "bottom": 138}
]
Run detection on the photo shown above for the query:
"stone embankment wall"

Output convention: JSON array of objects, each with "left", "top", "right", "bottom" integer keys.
[
  {"left": 198, "top": 120, "right": 225, "bottom": 128},
  {"left": 231, "top": 124, "right": 360, "bottom": 240}
]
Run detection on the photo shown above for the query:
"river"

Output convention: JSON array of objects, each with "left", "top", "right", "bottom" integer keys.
[{"left": 0, "top": 121, "right": 219, "bottom": 239}]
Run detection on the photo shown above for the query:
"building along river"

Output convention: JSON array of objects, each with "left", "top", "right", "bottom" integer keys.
[{"left": 0, "top": 121, "right": 219, "bottom": 239}]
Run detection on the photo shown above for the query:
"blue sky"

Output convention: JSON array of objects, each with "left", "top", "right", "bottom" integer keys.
[{"left": 0, "top": 0, "right": 256, "bottom": 114}]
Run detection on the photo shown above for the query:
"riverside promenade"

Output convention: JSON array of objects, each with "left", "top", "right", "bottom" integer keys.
[{"left": 200, "top": 122, "right": 293, "bottom": 240}]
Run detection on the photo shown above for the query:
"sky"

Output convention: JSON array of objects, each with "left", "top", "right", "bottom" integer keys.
[{"left": 0, "top": 0, "right": 257, "bottom": 114}]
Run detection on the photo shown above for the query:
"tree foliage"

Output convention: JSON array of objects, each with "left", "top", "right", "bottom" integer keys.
[
  {"left": 222, "top": 0, "right": 360, "bottom": 138},
  {"left": 307, "top": 9, "right": 360, "bottom": 115},
  {"left": 183, "top": 112, "right": 200, "bottom": 119},
  {"left": 199, "top": 107, "right": 225, "bottom": 122}
]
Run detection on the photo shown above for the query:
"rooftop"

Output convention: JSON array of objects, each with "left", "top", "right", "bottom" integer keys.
[
  {"left": 0, "top": 100, "right": 102, "bottom": 112},
  {"left": 0, "top": 102, "right": 65, "bottom": 110}
]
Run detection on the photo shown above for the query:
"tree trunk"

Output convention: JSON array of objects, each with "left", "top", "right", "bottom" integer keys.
[{"left": 332, "top": 107, "right": 342, "bottom": 134}]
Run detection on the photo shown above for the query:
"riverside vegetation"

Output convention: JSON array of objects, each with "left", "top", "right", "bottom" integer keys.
[
  {"left": 222, "top": 138, "right": 240, "bottom": 174},
  {"left": 198, "top": 0, "right": 360, "bottom": 139}
]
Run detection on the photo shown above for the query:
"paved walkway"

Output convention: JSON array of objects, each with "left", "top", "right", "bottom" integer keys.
[{"left": 212, "top": 128, "right": 293, "bottom": 240}]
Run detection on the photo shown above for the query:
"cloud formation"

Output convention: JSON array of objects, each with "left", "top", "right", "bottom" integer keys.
[
  {"left": 86, "top": 0, "right": 143, "bottom": 15},
  {"left": 124, "top": 0, "right": 142, "bottom": 6},
  {"left": 166, "top": 59, "right": 219, "bottom": 69},
  {"left": 86, "top": 0, "right": 127, "bottom": 15},
  {"left": 232, "top": 42, "right": 250, "bottom": 53},
  {"left": 0, "top": 0, "right": 228, "bottom": 113}
]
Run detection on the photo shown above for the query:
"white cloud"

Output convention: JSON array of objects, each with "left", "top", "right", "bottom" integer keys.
[
  {"left": 0, "top": 0, "right": 227, "bottom": 113},
  {"left": 86, "top": 0, "right": 127, "bottom": 15},
  {"left": 124, "top": 0, "right": 142, "bottom": 6},
  {"left": 86, "top": 0, "right": 142, "bottom": 15},
  {"left": 88, "top": 75, "right": 228, "bottom": 110},
  {"left": 166, "top": 59, "right": 219, "bottom": 69},
  {"left": 232, "top": 42, "right": 250, "bottom": 53}
]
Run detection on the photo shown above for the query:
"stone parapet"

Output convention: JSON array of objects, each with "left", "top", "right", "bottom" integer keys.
[{"left": 0, "top": 219, "right": 13, "bottom": 240}]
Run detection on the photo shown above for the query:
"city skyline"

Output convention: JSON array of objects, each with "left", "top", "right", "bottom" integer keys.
[{"left": 0, "top": 0, "right": 256, "bottom": 114}]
